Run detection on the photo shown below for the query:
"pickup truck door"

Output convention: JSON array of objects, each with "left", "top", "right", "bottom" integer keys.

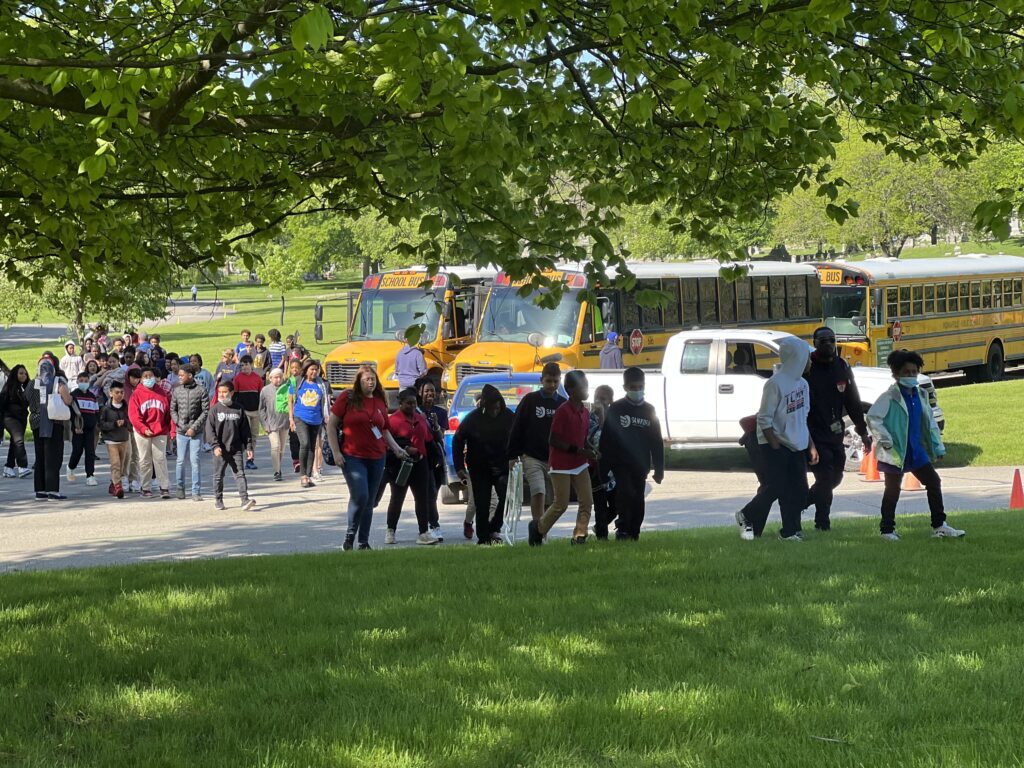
[
  {"left": 661, "top": 338, "right": 718, "bottom": 440},
  {"left": 715, "top": 339, "right": 782, "bottom": 441}
]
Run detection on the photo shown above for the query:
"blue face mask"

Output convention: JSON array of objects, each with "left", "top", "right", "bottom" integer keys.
[
  {"left": 626, "top": 390, "right": 645, "bottom": 403},
  {"left": 142, "top": 378, "right": 156, "bottom": 389},
  {"left": 77, "top": 382, "right": 89, "bottom": 392},
  {"left": 899, "top": 377, "right": 918, "bottom": 389}
]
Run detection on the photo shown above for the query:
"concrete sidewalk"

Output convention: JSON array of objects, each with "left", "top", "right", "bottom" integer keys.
[{"left": 0, "top": 443, "right": 1017, "bottom": 572}]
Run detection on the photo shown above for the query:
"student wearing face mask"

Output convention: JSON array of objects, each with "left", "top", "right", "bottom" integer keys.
[
  {"left": 99, "top": 381, "right": 131, "bottom": 498},
  {"left": 128, "top": 367, "right": 172, "bottom": 499},
  {"left": 205, "top": 381, "right": 257, "bottom": 511},
  {"left": 67, "top": 372, "right": 100, "bottom": 485},
  {"left": 867, "top": 349, "right": 964, "bottom": 541},
  {"left": 597, "top": 367, "right": 664, "bottom": 541}
]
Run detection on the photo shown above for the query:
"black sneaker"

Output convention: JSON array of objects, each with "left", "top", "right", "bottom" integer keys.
[
  {"left": 571, "top": 535, "right": 587, "bottom": 546},
  {"left": 214, "top": 499, "right": 226, "bottom": 510},
  {"left": 357, "top": 542, "right": 372, "bottom": 551},
  {"left": 176, "top": 488, "right": 186, "bottom": 500},
  {"left": 245, "top": 460, "right": 257, "bottom": 470},
  {"left": 35, "top": 492, "right": 48, "bottom": 500},
  {"left": 273, "top": 472, "right": 282, "bottom": 482},
  {"left": 527, "top": 520, "right": 543, "bottom": 547},
  {"left": 47, "top": 493, "right": 67, "bottom": 500},
  {"left": 343, "top": 535, "right": 355, "bottom": 551}
]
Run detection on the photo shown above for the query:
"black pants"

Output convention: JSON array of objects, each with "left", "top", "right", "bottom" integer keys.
[
  {"left": 614, "top": 467, "right": 648, "bottom": 540},
  {"left": 68, "top": 425, "right": 98, "bottom": 477},
  {"left": 4, "top": 416, "right": 28, "bottom": 468},
  {"left": 806, "top": 436, "right": 845, "bottom": 530},
  {"left": 469, "top": 467, "right": 507, "bottom": 544},
  {"left": 33, "top": 434, "right": 64, "bottom": 494},
  {"left": 592, "top": 468, "right": 618, "bottom": 538},
  {"left": 289, "top": 429, "right": 300, "bottom": 463},
  {"left": 295, "top": 420, "right": 320, "bottom": 477},
  {"left": 880, "top": 463, "right": 945, "bottom": 534},
  {"left": 386, "top": 458, "right": 432, "bottom": 534},
  {"left": 213, "top": 450, "right": 249, "bottom": 501},
  {"left": 741, "top": 444, "right": 807, "bottom": 538}
]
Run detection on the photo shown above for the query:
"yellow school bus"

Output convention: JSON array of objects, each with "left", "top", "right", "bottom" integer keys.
[
  {"left": 443, "top": 260, "right": 824, "bottom": 392},
  {"left": 814, "top": 255, "right": 1024, "bottom": 380},
  {"left": 319, "top": 266, "right": 496, "bottom": 406}
]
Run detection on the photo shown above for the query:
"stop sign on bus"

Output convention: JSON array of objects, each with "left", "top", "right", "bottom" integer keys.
[
  {"left": 629, "top": 329, "right": 644, "bottom": 356},
  {"left": 891, "top": 321, "right": 903, "bottom": 343}
]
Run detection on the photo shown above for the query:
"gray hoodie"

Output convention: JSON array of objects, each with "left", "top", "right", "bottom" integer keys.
[{"left": 756, "top": 336, "right": 810, "bottom": 451}]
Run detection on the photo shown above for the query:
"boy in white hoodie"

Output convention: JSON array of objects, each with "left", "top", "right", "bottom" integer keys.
[{"left": 738, "top": 336, "right": 818, "bottom": 541}]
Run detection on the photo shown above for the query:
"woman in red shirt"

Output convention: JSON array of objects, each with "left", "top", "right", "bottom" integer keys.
[
  {"left": 326, "top": 366, "right": 409, "bottom": 551},
  {"left": 381, "top": 388, "right": 440, "bottom": 547}
]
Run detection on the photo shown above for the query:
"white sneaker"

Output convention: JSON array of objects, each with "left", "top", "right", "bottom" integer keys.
[
  {"left": 384, "top": 529, "right": 396, "bottom": 545},
  {"left": 735, "top": 510, "right": 748, "bottom": 528},
  {"left": 932, "top": 523, "right": 965, "bottom": 538},
  {"left": 779, "top": 532, "right": 804, "bottom": 542},
  {"left": 416, "top": 531, "right": 439, "bottom": 546},
  {"left": 242, "top": 499, "right": 257, "bottom": 511},
  {"left": 85, "top": 476, "right": 97, "bottom": 486},
  {"left": 740, "top": 526, "right": 755, "bottom": 541},
  {"left": 2, "top": 467, "right": 14, "bottom": 478},
  {"left": 18, "top": 468, "right": 32, "bottom": 479},
  {"left": 880, "top": 531, "right": 902, "bottom": 542},
  {"left": 311, "top": 472, "right": 323, "bottom": 483},
  {"left": 430, "top": 525, "right": 444, "bottom": 542},
  {"left": 130, "top": 481, "right": 142, "bottom": 493},
  {"left": 66, "top": 470, "right": 76, "bottom": 482}
]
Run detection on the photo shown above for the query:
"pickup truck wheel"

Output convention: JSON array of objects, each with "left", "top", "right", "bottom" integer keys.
[
  {"left": 843, "top": 422, "right": 866, "bottom": 472},
  {"left": 441, "top": 483, "right": 463, "bottom": 505}
]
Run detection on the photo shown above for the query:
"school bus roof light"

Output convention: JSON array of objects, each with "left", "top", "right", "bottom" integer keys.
[
  {"left": 432, "top": 274, "right": 448, "bottom": 288},
  {"left": 569, "top": 274, "right": 587, "bottom": 288},
  {"left": 495, "top": 273, "right": 511, "bottom": 286},
  {"left": 363, "top": 275, "right": 381, "bottom": 290}
]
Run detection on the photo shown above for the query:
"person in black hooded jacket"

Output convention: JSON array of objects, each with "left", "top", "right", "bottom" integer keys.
[
  {"left": 453, "top": 384, "right": 516, "bottom": 545},
  {"left": 1, "top": 365, "right": 31, "bottom": 477}
]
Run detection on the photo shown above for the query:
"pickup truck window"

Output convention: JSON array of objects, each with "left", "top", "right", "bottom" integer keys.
[
  {"left": 725, "top": 342, "right": 779, "bottom": 378},
  {"left": 680, "top": 340, "right": 712, "bottom": 373}
]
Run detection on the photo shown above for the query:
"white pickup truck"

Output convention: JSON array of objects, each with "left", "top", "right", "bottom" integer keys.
[{"left": 585, "top": 329, "right": 943, "bottom": 461}]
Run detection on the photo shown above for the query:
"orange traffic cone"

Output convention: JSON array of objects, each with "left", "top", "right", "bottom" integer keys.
[
  {"left": 1010, "top": 469, "right": 1024, "bottom": 511},
  {"left": 862, "top": 448, "right": 881, "bottom": 482},
  {"left": 858, "top": 451, "right": 869, "bottom": 476},
  {"left": 902, "top": 472, "right": 923, "bottom": 492}
]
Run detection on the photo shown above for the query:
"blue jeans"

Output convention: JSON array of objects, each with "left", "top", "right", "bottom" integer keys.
[
  {"left": 175, "top": 434, "right": 202, "bottom": 496},
  {"left": 342, "top": 454, "right": 386, "bottom": 545}
]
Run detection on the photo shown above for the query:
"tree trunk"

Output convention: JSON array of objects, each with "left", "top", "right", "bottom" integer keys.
[
  {"left": 930, "top": 224, "right": 938, "bottom": 245},
  {"left": 280, "top": 294, "right": 286, "bottom": 326},
  {"left": 361, "top": 256, "right": 370, "bottom": 279},
  {"left": 72, "top": 283, "right": 86, "bottom": 345}
]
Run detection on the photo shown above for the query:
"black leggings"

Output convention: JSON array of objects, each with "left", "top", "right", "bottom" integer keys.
[
  {"left": 386, "top": 458, "right": 432, "bottom": 534},
  {"left": 4, "top": 416, "right": 28, "bottom": 469},
  {"left": 295, "top": 420, "right": 321, "bottom": 477}
]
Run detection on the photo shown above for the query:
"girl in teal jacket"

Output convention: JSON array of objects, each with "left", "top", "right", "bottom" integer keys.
[{"left": 866, "top": 349, "right": 965, "bottom": 541}]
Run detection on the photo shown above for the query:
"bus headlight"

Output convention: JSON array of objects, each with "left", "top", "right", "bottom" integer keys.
[
  {"left": 386, "top": 371, "right": 398, "bottom": 383},
  {"left": 441, "top": 369, "right": 451, "bottom": 385}
]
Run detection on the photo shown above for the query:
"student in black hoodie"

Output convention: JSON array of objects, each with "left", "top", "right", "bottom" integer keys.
[
  {"left": 506, "top": 362, "right": 565, "bottom": 522},
  {"left": 803, "top": 327, "right": 872, "bottom": 531},
  {"left": 453, "top": 384, "right": 516, "bottom": 545},
  {"left": 205, "top": 381, "right": 257, "bottom": 512},
  {"left": 598, "top": 367, "right": 665, "bottom": 540},
  {"left": 67, "top": 372, "right": 101, "bottom": 485}
]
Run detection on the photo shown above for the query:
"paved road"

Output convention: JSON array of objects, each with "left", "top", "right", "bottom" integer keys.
[
  {"left": 0, "top": 300, "right": 232, "bottom": 348},
  {"left": 0, "top": 441, "right": 1016, "bottom": 572}
]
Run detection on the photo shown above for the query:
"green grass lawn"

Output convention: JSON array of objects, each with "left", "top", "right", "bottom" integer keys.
[
  {"left": 0, "top": 510, "right": 1018, "bottom": 767},
  {"left": 1, "top": 279, "right": 358, "bottom": 373},
  {"left": 937, "top": 378, "right": 1024, "bottom": 467}
]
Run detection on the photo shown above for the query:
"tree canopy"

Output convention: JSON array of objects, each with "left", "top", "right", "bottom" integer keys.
[{"left": 3, "top": 0, "right": 1024, "bottom": 299}]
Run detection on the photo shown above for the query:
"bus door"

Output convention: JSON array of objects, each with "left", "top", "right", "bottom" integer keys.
[
  {"left": 442, "top": 286, "right": 477, "bottom": 348},
  {"left": 579, "top": 300, "right": 604, "bottom": 364},
  {"left": 715, "top": 339, "right": 781, "bottom": 440}
]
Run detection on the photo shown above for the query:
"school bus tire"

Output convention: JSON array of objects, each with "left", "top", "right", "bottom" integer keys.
[{"left": 971, "top": 341, "right": 1005, "bottom": 384}]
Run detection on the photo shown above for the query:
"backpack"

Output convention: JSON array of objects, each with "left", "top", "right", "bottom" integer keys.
[{"left": 275, "top": 380, "right": 291, "bottom": 414}]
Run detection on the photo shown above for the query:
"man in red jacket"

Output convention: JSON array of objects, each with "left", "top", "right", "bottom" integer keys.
[{"left": 129, "top": 367, "right": 172, "bottom": 498}]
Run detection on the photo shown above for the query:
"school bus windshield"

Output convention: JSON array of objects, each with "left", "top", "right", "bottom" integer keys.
[
  {"left": 479, "top": 286, "right": 581, "bottom": 346},
  {"left": 822, "top": 286, "right": 868, "bottom": 337},
  {"left": 351, "top": 288, "right": 443, "bottom": 344}
]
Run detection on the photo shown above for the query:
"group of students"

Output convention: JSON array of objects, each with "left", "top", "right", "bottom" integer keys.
[{"left": 736, "top": 327, "right": 966, "bottom": 542}]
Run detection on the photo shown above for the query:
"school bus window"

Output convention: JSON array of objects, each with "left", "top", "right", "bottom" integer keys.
[
  {"left": 699, "top": 277, "right": 718, "bottom": 324},
  {"left": 808, "top": 278, "right": 823, "bottom": 316},
  {"left": 947, "top": 282, "right": 959, "bottom": 312},
  {"left": 886, "top": 287, "right": 898, "bottom": 319},
  {"left": 899, "top": 286, "right": 911, "bottom": 317},
  {"left": 981, "top": 280, "right": 993, "bottom": 309},
  {"left": 786, "top": 275, "right": 808, "bottom": 316},
  {"left": 661, "top": 279, "right": 682, "bottom": 328},
  {"left": 769, "top": 276, "right": 786, "bottom": 320},
  {"left": 580, "top": 306, "right": 594, "bottom": 344},
  {"left": 753, "top": 277, "right": 770, "bottom": 321},
  {"left": 912, "top": 285, "right": 924, "bottom": 316},
  {"left": 621, "top": 289, "right": 640, "bottom": 330},
  {"left": 958, "top": 282, "right": 970, "bottom": 311},
  {"left": 935, "top": 283, "right": 947, "bottom": 313},
  {"left": 924, "top": 284, "right": 935, "bottom": 314},
  {"left": 992, "top": 280, "right": 1003, "bottom": 308},
  {"left": 719, "top": 279, "right": 737, "bottom": 324},
  {"left": 1001, "top": 279, "right": 1011, "bottom": 307},
  {"left": 970, "top": 281, "right": 982, "bottom": 310},
  {"left": 1014, "top": 278, "right": 1023, "bottom": 305},
  {"left": 681, "top": 278, "right": 699, "bottom": 325},
  {"left": 736, "top": 278, "right": 752, "bottom": 322},
  {"left": 638, "top": 280, "right": 664, "bottom": 329}
]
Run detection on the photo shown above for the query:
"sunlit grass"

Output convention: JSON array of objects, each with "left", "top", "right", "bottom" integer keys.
[{"left": 0, "top": 510, "right": 1022, "bottom": 766}]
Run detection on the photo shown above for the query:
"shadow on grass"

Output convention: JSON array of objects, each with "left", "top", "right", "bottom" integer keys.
[
  {"left": 1, "top": 513, "right": 1022, "bottom": 767},
  {"left": 940, "top": 442, "right": 983, "bottom": 468}
]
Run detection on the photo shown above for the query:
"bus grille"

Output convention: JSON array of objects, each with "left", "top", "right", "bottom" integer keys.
[
  {"left": 456, "top": 364, "right": 512, "bottom": 380},
  {"left": 326, "top": 362, "right": 372, "bottom": 387}
]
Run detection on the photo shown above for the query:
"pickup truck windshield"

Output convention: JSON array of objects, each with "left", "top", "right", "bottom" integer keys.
[
  {"left": 479, "top": 287, "right": 580, "bottom": 347},
  {"left": 351, "top": 288, "right": 442, "bottom": 343},
  {"left": 822, "top": 286, "right": 868, "bottom": 337}
]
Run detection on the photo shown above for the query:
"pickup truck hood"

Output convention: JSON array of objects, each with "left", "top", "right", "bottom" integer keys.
[{"left": 850, "top": 366, "right": 933, "bottom": 402}]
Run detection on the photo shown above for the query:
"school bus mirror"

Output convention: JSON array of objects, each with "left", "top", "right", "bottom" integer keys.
[
  {"left": 527, "top": 332, "right": 544, "bottom": 348},
  {"left": 314, "top": 323, "right": 323, "bottom": 342},
  {"left": 314, "top": 304, "right": 324, "bottom": 322}
]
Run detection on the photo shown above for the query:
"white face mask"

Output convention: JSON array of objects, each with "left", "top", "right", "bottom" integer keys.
[
  {"left": 218, "top": 396, "right": 232, "bottom": 406},
  {"left": 626, "top": 390, "right": 645, "bottom": 403},
  {"left": 899, "top": 377, "right": 918, "bottom": 389}
]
